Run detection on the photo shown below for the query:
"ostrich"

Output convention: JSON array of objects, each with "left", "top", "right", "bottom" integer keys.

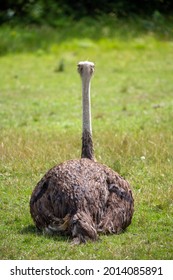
[{"left": 30, "top": 61, "right": 134, "bottom": 244}]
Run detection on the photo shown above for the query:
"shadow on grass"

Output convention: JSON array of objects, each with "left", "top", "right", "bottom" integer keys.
[
  {"left": 20, "top": 225, "right": 130, "bottom": 244},
  {"left": 20, "top": 224, "right": 39, "bottom": 235},
  {"left": 20, "top": 224, "right": 70, "bottom": 242}
]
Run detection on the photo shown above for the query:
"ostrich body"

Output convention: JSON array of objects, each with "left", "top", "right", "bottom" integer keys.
[{"left": 30, "top": 61, "right": 134, "bottom": 243}]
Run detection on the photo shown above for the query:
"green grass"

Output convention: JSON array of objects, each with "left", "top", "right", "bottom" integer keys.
[{"left": 0, "top": 17, "right": 173, "bottom": 259}]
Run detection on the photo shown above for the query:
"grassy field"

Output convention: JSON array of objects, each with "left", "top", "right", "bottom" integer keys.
[{"left": 0, "top": 17, "right": 173, "bottom": 259}]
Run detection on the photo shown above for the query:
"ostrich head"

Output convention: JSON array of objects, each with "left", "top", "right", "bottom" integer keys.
[{"left": 77, "top": 61, "right": 94, "bottom": 80}]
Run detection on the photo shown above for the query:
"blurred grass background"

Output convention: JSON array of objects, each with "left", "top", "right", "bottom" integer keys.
[{"left": 0, "top": 1, "right": 173, "bottom": 259}]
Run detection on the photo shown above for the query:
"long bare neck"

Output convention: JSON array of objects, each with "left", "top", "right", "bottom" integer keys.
[
  {"left": 81, "top": 75, "right": 94, "bottom": 160},
  {"left": 82, "top": 76, "right": 92, "bottom": 134}
]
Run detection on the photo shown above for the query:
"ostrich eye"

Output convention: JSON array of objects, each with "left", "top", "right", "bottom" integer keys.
[
  {"left": 90, "top": 65, "right": 94, "bottom": 74},
  {"left": 77, "top": 65, "right": 83, "bottom": 74}
]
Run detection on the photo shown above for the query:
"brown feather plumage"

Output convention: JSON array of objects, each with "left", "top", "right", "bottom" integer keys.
[{"left": 30, "top": 158, "right": 134, "bottom": 243}]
